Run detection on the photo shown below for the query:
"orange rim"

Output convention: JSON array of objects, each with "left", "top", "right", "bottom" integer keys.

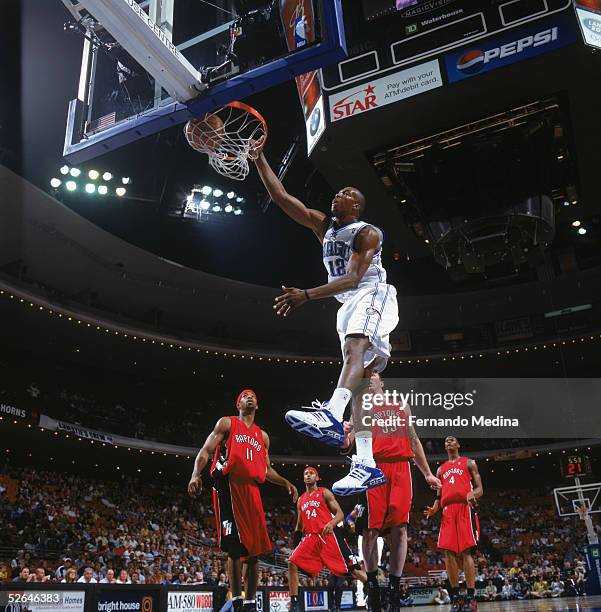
[{"left": 218, "top": 101, "right": 268, "bottom": 161}]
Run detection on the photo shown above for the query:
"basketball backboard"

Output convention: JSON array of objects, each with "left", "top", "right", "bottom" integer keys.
[
  {"left": 554, "top": 482, "right": 601, "bottom": 518},
  {"left": 61, "top": 0, "right": 346, "bottom": 162}
]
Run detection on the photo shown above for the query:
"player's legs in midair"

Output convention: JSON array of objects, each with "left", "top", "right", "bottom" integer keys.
[
  {"left": 244, "top": 556, "right": 259, "bottom": 612},
  {"left": 228, "top": 551, "right": 244, "bottom": 612}
]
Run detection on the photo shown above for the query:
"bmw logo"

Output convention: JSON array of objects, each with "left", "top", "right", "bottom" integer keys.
[
  {"left": 309, "top": 106, "right": 322, "bottom": 137},
  {"left": 456, "top": 49, "right": 485, "bottom": 74}
]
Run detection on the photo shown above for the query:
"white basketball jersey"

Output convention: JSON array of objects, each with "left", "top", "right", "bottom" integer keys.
[{"left": 322, "top": 219, "right": 387, "bottom": 303}]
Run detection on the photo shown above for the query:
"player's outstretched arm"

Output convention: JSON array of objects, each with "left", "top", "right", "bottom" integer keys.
[
  {"left": 467, "top": 459, "right": 483, "bottom": 506},
  {"left": 188, "top": 416, "right": 231, "bottom": 497},
  {"left": 273, "top": 227, "right": 381, "bottom": 317},
  {"left": 322, "top": 488, "right": 344, "bottom": 536},
  {"left": 262, "top": 430, "right": 299, "bottom": 502},
  {"left": 404, "top": 404, "right": 441, "bottom": 490},
  {"left": 254, "top": 153, "right": 328, "bottom": 239}
]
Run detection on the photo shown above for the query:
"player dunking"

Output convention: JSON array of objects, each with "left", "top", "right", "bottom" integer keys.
[
  {"left": 254, "top": 154, "right": 399, "bottom": 495},
  {"left": 424, "top": 436, "right": 483, "bottom": 612},
  {"left": 188, "top": 390, "right": 298, "bottom": 612},
  {"left": 288, "top": 466, "right": 366, "bottom": 612},
  {"left": 342, "top": 373, "right": 441, "bottom": 612}
]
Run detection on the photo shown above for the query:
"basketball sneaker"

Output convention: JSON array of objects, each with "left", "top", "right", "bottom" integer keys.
[
  {"left": 289, "top": 602, "right": 300, "bottom": 612},
  {"left": 285, "top": 401, "right": 345, "bottom": 448},
  {"left": 332, "top": 455, "right": 386, "bottom": 496},
  {"left": 463, "top": 596, "right": 477, "bottom": 612},
  {"left": 367, "top": 584, "right": 381, "bottom": 612}
]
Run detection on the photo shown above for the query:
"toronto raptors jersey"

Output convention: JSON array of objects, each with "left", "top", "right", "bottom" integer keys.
[
  {"left": 371, "top": 404, "right": 414, "bottom": 462},
  {"left": 299, "top": 487, "right": 334, "bottom": 533},
  {"left": 323, "top": 219, "right": 387, "bottom": 303},
  {"left": 439, "top": 456, "right": 472, "bottom": 507},
  {"left": 211, "top": 416, "right": 267, "bottom": 484}
]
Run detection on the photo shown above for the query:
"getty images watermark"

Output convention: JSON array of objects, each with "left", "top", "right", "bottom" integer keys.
[{"left": 359, "top": 388, "right": 520, "bottom": 432}]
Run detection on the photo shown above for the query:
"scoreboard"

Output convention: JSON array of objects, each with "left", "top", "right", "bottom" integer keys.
[
  {"left": 560, "top": 454, "right": 593, "bottom": 479},
  {"left": 322, "top": 0, "right": 573, "bottom": 92}
]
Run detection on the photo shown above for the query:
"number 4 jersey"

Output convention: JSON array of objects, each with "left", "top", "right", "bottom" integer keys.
[
  {"left": 211, "top": 416, "right": 267, "bottom": 484},
  {"left": 439, "top": 456, "right": 473, "bottom": 506}
]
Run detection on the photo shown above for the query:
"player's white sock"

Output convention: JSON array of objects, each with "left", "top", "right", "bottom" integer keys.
[
  {"left": 243, "top": 601, "right": 255, "bottom": 605},
  {"left": 355, "top": 431, "right": 375, "bottom": 466},
  {"left": 327, "top": 387, "right": 352, "bottom": 422}
]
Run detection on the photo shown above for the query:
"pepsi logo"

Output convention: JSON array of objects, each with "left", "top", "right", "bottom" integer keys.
[{"left": 456, "top": 49, "right": 485, "bottom": 74}]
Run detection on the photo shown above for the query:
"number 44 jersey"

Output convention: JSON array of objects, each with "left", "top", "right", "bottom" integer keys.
[
  {"left": 323, "top": 220, "right": 386, "bottom": 303},
  {"left": 211, "top": 416, "right": 267, "bottom": 484}
]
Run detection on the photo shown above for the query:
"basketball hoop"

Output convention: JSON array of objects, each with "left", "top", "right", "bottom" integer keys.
[
  {"left": 576, "top": 505, "right": 590, "bottom": 520},
  {"left": 184, "top": 101, "right": 268, "bottom": 181}
]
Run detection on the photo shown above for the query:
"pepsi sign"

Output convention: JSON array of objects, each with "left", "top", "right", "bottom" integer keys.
[{"left": 445, "top": 15, "right": 576, "bottom": 82}]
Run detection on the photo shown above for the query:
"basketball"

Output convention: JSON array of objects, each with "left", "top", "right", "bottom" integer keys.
[{"left": 184, "top": 113, "right": 226, "bottom": 152}]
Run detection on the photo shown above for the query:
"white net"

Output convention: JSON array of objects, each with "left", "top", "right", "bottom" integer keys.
[{"left": 184, "top": 102, "right": 267, "bottom": 181}]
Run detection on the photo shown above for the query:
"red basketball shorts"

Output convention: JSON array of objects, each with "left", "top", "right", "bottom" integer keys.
[
  {"left": 290, "top": 529, "right": 357, "bottom": 577},
  {"left": 213, "top": 474, "right": 272, "bottom": 558},
  {"left": 359, "top": 460, "right": 412, "bottom": 532},
  {"left": 437, "top": 502, "right": 480, "bottom": 554}
]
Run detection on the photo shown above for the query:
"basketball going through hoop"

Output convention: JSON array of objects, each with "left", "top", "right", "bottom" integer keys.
[{"left": 184, "top": 102, "right": 268, "bottom": 181}]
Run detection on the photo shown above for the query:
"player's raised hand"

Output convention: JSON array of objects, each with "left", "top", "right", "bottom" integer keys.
[
  {"left": 425, "top": 473, "right": 442, "bottom": 490},
  {"left": 188, "top": 474, "right": 203, "bottom": 498},
  {"left": 274, "top": 286, "right": 309, "bottom": 317}
]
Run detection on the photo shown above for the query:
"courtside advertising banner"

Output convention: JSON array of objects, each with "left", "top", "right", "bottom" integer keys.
[
  {"left": 304, "top": 591, "right": 328, "bottom": 611},
  {"left": 340, "top": 591, "right": 354, "bottom": 610},
  {"left": 167, "top": 591, "right": 213, "bottom": 612},
  {"left": 1, "top": 590, "right": 85, "bottom": 611},
  {"left": 269, "top": 591, "right": 290, "bottom": 612},
  {"left": 95, "top": 590, "right": 158, "bottom": 612}
]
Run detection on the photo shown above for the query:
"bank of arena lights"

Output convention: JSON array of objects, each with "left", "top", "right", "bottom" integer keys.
[
  {"left": 51, "top": 166, "right": 131, "bottom": 197},
  {"left": 183, "top": 186, "right": 245, "bottom": 219}
]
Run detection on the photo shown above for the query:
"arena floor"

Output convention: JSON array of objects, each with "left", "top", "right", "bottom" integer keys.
[{"left": 410, "top": 597, "right": 601, "bottom": 612}]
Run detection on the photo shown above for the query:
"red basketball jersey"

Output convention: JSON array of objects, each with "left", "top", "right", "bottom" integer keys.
[
  {"left": 299, "top": 487, "right": 333, "bottom": 534},
  {"left": 212, "top": 416, "right": 267, "bottom": 484},
  {"left": 439, "top": 456, "right": 472, "bottom": 507},
  {"left": 372, "top": 404, "right": 414, "bottom": 461}
]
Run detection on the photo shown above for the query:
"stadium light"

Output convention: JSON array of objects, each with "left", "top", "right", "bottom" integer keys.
[
  {"left": 201, "top": 185, "right": 212, "bottom": 196},
  {"left": 103, "top": 172, "right": 113, "bottom": 181},
  {"left": 224, "top": 204, "right": 233, "bottom": 213},
  {"left": 200, "top": 200, "right": 210, "bottom": 210},
  {"left": 236, "top": 197, "right": 244, "bottom": 203},
  {"left": 50, "top": 178, "right": 62, "bottom": 188},
  {"left": 70, "top": 168, "right": 81, "bottom": 177},
  {"left": 60, "top": 165, "right": 70, "bottom": 175},
  {"left": 116, "top": 187, "right": 127, "bottom": 197},
  {"left": 212, "top": 204, "right": 222, "bottom": 212},
  {"left": 213, "top": 189, "right": 223, "bottom": 197},
  {"left": 578, "top": 227, "right": 587, "bottom": 235},
  {"left": 65, "top": 181, "right": 77, "bottom": 191},
  {"left": 572, "top": 220, "right": 581, "bottom": 228},
  {"left": 234, "top": 208, "right": 242, "bottom": 215},
  {"left": 122, "top": 177, "right": 131, "bottom": 185},
  {"left": 98, "top": 185, "right": 108, "bottom": 195},
  {"left": 227, "top": 191, "right": 235, "bottom": 199},
  {"left": 88, "top": 170, "right": 100, "bottom": 180},
  {"left": 85, "top": 183, "right": 96, "bottom": 194}
]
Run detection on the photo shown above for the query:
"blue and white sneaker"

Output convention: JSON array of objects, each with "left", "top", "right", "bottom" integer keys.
[
  {"left": 332, "top": 455, "right": 386, "bottom": 496},
  {"left": 285, "top": 400, "right": 344, "bottom": 448}
]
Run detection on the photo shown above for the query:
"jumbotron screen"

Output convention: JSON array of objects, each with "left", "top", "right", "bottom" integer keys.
[{"left": 362, "top": 0, "right": 435, "bottom": 22}]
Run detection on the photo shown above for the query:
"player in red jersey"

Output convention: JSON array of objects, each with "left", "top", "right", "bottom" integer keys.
[
  {"left": 424, "top": 436, "right": 483, "bottom": 612},
  {"left": 342, "top": 373, "right": 441, "bottom": 612},
  {"left": 188, "top": 390, "right": 298, "bottom": 612},
  {"left": 288, "top": 466, "right": 367, "bottom": 612}
]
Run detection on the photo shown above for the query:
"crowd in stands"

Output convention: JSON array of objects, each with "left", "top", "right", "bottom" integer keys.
[{"left": 0, "top": 465, "right": 595, "bottom": 601}]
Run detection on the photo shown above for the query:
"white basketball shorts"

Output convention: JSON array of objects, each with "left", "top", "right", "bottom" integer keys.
[{"left": 336, "top": 283, "right": 399, "bottom": 373}]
